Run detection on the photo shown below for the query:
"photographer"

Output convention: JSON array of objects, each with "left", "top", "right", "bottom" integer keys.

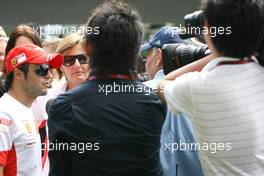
[
  {"left": 142, "top": 26, "right": 186, "bottom": 87},
  {"left": 158, "top": 0, "right": 264, "bottom": 175},
  {"left": 141, "top": 26, "right": 204, "bottom": 176}
]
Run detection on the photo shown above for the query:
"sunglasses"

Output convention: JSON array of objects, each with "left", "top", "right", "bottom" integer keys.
[
  {"left": 63, "top": 54, "right": 89, "bottom": 67},
  {"left": 34, "top": 64, "right": 50, "bottom": 77}
]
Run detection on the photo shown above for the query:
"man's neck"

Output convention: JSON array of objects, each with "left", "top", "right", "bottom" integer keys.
[
  {"left": 211, "top": 49, "right": 223, "bottom": 59},
  {"left": 7, "top": 89, "right": 35, "bottom": 108}
]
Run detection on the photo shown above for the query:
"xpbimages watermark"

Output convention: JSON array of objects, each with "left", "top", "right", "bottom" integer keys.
[
  {"left": 164, "top": 140, "right": 232, "bottom": 154},
  {"left": 42, "top": 141, "right": 100, "bottom": 154},
  {"left": 165, "top": 25, "right": 232, "bottom": 38},
  {"left": 32, "top": 24, "right": 100, "bottom": 38},
  {"left": 98, "top": 82, "right": 165, "bottom": 95}
]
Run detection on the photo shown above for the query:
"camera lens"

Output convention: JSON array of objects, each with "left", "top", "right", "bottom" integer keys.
[
  {"left": 162, "top": 44, "right": 211, "bottom": 74},
  {"left": 184, "top": 11, "right": 204, "bottom": 29},
  {"left": 180, "top": 10, "right": 205, "bottom": 39}
]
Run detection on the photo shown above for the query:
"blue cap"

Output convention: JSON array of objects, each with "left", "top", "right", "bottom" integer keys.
[{"left": 140, "top": 26, "right": 185, "bottom": 52}]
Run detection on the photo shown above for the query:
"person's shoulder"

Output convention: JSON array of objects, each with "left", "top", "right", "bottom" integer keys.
[
  {"left": 0, "top": 110, "right": 12, "bottom": 120},
  {"left": 0, "top": 101, "right": 14, "bottom": 129},
  {"left": 0, "top": 111, "right": 13, "bottom": 134},
  {"left": 65, "top": 80, "right": 111, "bottom": 100},
  {"left": 46, "top": 93, "right": 72, "bottom": 120},
  {"left": 0, "top": 94, "right": 14, "bottom": 112},
  {"left": 48, "top": 81, "right": 92, "bottom": 108}
]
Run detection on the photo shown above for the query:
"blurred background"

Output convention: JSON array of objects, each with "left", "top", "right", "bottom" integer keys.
[{"left": 0, "top": 0, "right": 201, "bottom": 39}]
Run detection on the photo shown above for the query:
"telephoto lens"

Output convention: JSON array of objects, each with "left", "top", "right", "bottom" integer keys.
[
  {"left": 162, "top": 43, "right": 211, "bottom": 74},
  {"left": 180, "top": 10, "right": 205, "bottom": 39},
  {"left": 184, "top": 11, "right": 204, "bottom": 28}
]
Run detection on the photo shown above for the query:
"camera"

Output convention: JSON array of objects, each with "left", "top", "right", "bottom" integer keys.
[
  {"left": 160, "top": 10, "right": 209, "bottom": 74},
  {"left": 180, "top": 10, "right": 205, "bottom": 39},
  {"left": 162, "top": 44, "right": 211, "bottom": 74}
]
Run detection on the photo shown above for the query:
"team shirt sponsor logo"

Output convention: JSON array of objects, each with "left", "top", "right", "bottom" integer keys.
[
  {"left": 24, "top": 137, "right": 37, "bottom": 148},
  {"left": 25, "top": 121, "right": 32, "bottom": 134},
  {"left": 23, "top": 120, "right": 38, "bottom": 148},
  {"left": 0, "top": 117, "right": 11, "bottom": 133}
]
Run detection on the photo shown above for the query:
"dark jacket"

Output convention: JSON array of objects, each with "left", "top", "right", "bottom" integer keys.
[{"left": 48, "top": 79, "right": 165, "bottom": 176}]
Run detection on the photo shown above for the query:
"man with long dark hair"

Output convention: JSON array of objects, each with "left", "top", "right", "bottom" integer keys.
[{"left": 47, "top": 1, "right": 165, "bottom": 175}]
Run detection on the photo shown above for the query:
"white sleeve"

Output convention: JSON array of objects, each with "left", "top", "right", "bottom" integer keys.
[
  {"left": 164, "top": 72, "right": 199, "bottom": 118},
  {"left": 0, "top": 112, "right": 14, "bottom": 166}
]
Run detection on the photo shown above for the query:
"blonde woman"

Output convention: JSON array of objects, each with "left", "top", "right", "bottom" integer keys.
[{"left": 31, "top": 32, "right": 89, "bottom": 176}]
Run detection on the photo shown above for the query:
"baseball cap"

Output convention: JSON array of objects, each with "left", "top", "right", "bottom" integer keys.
[
  {"left": 5, "top": 43, "right": 63, "bottom": 74},
  {"left": 140, "top": 26, "right": 185, "bottom": 52}
]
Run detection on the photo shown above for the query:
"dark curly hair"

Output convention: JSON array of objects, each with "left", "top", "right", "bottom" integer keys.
[
  {"left": 203, "top": 0, "right": 264, "bottom": 58},
  {"left": 84, "top": 0, "right": 144, "bottom": 78}
]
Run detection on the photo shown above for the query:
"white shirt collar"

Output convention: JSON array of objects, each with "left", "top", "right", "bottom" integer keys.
[
  {"left": 202, "top": 56, "right": 258, "bottom": 72},
  {"left": 4, "top": 93, "right": 31, "bottom": 110},
  {"left": 153, "top": 69, "right": 165, "bottom": 80}
]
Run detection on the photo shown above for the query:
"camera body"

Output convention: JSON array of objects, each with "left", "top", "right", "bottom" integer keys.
[
  {"left": 160, "top": 10, "right": 210, "bottom": 74},
  {"left": 162, "top": 44, "right": 211, "bottom": 74}
]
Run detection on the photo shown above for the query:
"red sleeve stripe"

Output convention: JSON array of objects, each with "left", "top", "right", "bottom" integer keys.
[
  {"left": 3, "top": 144, "right": 17, "bottom": 176},
  {"left": 39, "top": 119, "right": 46, "bottom": 129},
  {"left": 42, "top": 135, "right": 48, "bottom": 169},
  {"left": 0, "top": 151, "right": 8, "bottom": 166}
]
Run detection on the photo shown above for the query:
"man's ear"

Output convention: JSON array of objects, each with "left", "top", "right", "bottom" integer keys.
[
  {"left": 83, "top": 39, "right": 93, "bottom": 57},
  {"left": 155, "top": 48, "right": 163, "bottom": 67},
  {"left": 204, "top": 19, "right": 220, "bottom": 56},
  {"left": 13, "top": 68, "right": 25, "bottom": 81}
]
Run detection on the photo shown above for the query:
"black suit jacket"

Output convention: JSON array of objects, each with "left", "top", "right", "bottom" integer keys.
[{"left": 48, "top": 79, "right": 165, "bottom": 176}]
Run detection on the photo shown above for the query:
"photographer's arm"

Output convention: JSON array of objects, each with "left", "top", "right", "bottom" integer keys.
[
  {"left": 157, "top": 54, "right": 214, "bottom": 102},
  {"left": 164, "top": 54, "right": 213, "bottom": 80}
]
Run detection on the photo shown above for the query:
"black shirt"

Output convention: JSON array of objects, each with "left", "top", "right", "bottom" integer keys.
[{"left": 48, "top": 79, "right": 165, "bottom": 176}]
